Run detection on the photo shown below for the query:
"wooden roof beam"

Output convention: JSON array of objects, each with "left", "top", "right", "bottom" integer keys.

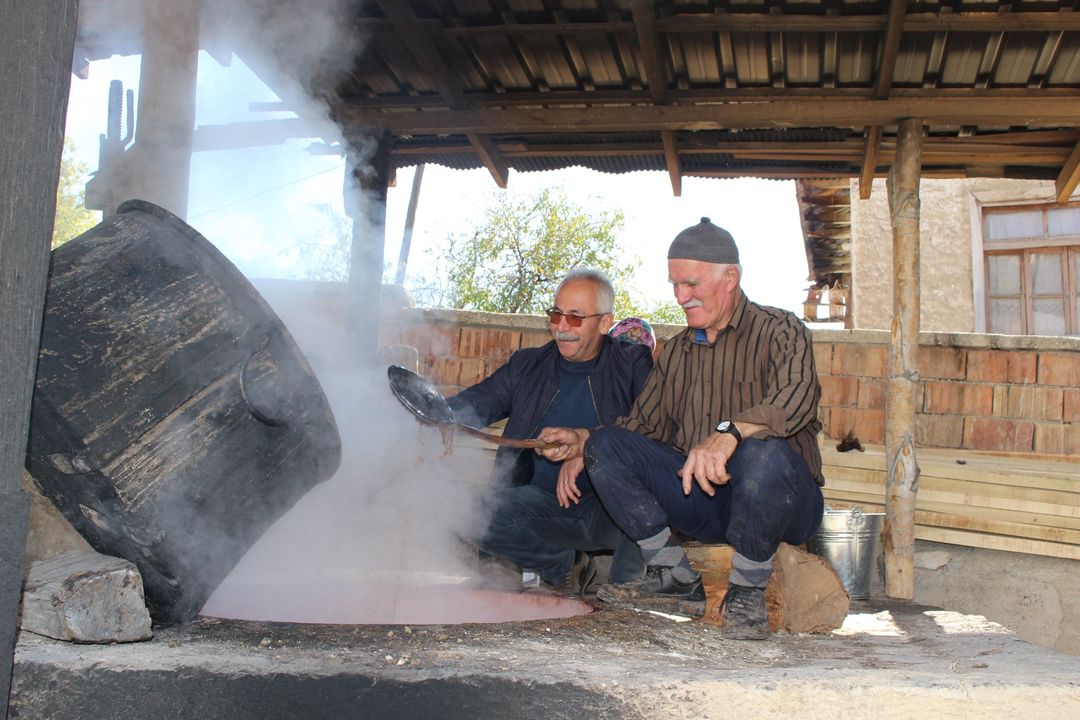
[
  {"left": 376, "top": 0, "right": 509, "bottom": 187},
  {"left": 861, "top": 0, "right": 906, "bottom": 199},
  {"left": 343, "top": 96, "right": 1080, "bottom": 133},
  {"left": 358, "top": 11, "right": 1080, "bottom": 37},
  {"left": 631, "top": 0, "right": 669, "bottom": 105},
  {"left": 1055, "top": 141, "right": 1080, "bottom": 202}
]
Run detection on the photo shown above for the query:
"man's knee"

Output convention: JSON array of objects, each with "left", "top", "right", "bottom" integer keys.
[{"left": 729, "top": 438, "right": 802, "bottom": 502}]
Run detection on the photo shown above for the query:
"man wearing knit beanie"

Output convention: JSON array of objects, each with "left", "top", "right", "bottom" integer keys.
[{"left": 539, "top": 218, "right": 824, "bottom": 640}]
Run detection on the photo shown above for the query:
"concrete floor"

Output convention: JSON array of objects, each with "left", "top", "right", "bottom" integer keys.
[{"left": 11, "top": 597, "right": 1080, "bottom": 719}]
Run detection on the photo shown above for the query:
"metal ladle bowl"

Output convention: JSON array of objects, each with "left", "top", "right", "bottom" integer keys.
[{"left": 386, "top": 365, "right": 556, "bottom": 450}]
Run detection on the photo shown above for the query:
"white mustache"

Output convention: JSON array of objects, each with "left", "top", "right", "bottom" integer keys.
[
  {"left": 681, "top": 299, "right": 704, "bottom": 310},
  {"left": 554, "top": 332, "right": 579, "bottom": 341}
]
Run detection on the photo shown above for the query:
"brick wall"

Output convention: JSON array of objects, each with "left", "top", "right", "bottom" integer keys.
[{"left": 384, "top": 308, "right": 1080, "bottom": 458}]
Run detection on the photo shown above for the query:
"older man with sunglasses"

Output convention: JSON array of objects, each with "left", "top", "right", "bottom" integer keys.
[
  {"left": 539, "top": 219, "right": 824, "bottom": 639},
  {"left": 449, "top": 269, "right": 653, "bottom": 593}
]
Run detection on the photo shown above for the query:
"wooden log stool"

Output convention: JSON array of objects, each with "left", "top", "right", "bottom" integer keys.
[{"left": 686, "top": 542, "right": 850, "bottom": 633}]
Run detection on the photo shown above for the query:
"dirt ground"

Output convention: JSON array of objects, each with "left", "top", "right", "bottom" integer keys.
[{"left": 13, "top": 597, "right": 1080, "bottom": 719}]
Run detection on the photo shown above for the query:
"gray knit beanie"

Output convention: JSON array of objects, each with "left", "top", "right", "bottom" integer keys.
[{"left": 667, "top": 217, "right": 740, "bottom": 264}]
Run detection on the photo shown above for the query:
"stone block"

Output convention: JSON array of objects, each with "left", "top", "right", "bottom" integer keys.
[
  {"left": 21, "top": 471, "right": 92, "bottom": 563},
  {"left": 687, "top": 543, "right": 849, "bottom": 634},
  {"left": 21, "top": 551, "right": 152, "bottom": 643},
  {"left": 812, "top": 342, "right": 833, "bottom": 376}
]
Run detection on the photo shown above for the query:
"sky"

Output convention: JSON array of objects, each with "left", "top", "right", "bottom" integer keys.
[{"left": 64, "top": 51, "right": 813, "bottom": 317}]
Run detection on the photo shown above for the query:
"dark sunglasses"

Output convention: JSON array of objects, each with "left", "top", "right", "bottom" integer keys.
[{"left": 547, "top": 309, "right": 604, "bottom": 327}]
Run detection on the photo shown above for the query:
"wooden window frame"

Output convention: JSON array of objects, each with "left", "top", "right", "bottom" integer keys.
[{"left": 982, "top": 202, "right": 1080, "bottom": 337}]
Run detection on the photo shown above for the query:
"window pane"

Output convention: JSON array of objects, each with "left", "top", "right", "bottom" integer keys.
[
  {"left": 1048, "top": 207, "right": 1080, "bottom": 237},
  {"left": 1031, "top": 252, "right": 1064, "bottom": 294},
  {"left": 989, "top": 299, "right": 1023, "bottom": 334},
  {"left": 1033, "top": 298, "right": 1066, "bottom": 335},
  {"left": 988, "top": 254, "right": 1021, "bottom": 295},
  {"left": 987, "top": 210, "right": 1043, "bottom": 240}
]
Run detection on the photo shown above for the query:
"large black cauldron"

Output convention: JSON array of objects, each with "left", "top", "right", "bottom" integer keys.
[{"left": 26, "top": 200, "right": 341, "bottom": 625}]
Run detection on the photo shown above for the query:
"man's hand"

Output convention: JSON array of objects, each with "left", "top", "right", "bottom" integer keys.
[
  {"left": 678, "top": 431, "right": 738, "bottom": 496},
  {"left": 536, "top": 427, "right": 589, "bottom": 463},
  {"left": 556, "top": 456, "right": 585, "bottom": 508}
]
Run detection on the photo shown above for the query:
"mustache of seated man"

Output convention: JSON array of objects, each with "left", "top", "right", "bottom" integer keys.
[
  {"left": 681, "top": 299, "right": 704, "bottom": 310},
  {"left": 554, "top": 331, "right": 580, "bottom": 341}
]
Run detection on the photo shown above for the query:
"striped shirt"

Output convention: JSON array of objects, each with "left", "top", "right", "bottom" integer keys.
[{"left": 616, "top": 290, "right": 823, "bottom": 485}]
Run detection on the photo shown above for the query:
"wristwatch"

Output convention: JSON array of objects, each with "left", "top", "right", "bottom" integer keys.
[{"left": 715, "top": 419, "right": 742, "bottom": 446}]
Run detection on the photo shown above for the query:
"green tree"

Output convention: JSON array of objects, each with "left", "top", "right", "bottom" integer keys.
[
  {"left": 422, "top": 187, "right": 683, "bottom": 324},
  {"left": 52, "top": 138, "right": 99, "bottom": 248}
]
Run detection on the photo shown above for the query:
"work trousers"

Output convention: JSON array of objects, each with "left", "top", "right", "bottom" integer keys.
[
  {"left": 481, "top": 484, "right": 645, "bottom": 586},
  {"left": 584, "top": 427, "right": 824, "bottom": 562}
]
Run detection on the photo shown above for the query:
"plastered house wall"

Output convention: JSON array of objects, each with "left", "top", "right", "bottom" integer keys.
[{"left": 850, "top": 178, "right": 1063, "bottom": 332}]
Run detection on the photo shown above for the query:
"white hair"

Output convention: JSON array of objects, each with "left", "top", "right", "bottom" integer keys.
[{"left": 556, "top": 268, "right": 615, "bottom": 314}]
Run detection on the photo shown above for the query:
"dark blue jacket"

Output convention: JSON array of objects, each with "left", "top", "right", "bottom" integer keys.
[{"left": 449, "top": 335, "right": 653, "bottom": 487}]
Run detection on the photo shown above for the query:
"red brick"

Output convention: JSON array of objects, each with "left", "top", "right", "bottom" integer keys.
[
  {"left": 922, "top": 381, "right": 994, "bottom": 416},
  {"left": 916, "top": 414, "right": 964, "bottom": 449},
  {"left": 1065, "top": 389, "right": 1080, "bottom": 423},
  {"left": 1038, "top": 353, "right": 1080, "bottom": 387},
  {"left": 427, "top": 326, "right": 459, "bottom": 359},
  {"left": 457, "top": 357, "right": 487, "bottom": 387},
  {"left": 1005, "top": 386, "right": 1064, "bottom": 421},
  {"left": 1032, "top": 423, "right": 1080, "bottom": 456},
  {"left": 400, "top": 324, "right": 433, "bottom": 360},
  {"left": 520, "top": 330, "right": 551, "bottom": 348},
  {"left": 858, "top": 379, "right": 885, "bottom": 409},
  {"left": 812, "top": 342, "right": 833, "bottom": 376},
  {"left": 827, "top": 407, "right": 884, "bottom": 445},
  {"left": 962, "top": 417, "right": 1035, "bottom": 453},
  {"left": 966, "top": 350, "right": 1009, "bottom": 383},
  {"left": 819, "top": 374, "right": 859, "bottom": 407},
  {"left": 1007, "top": 351, "right": 1038, "bottom": 384},
  {"left": 831, "top": 344, "right": 887, "bottom": 378},
  {"left": 991, "top": 385, "right": 1008, "bottom": 416},
  {"left": 918, "top": 346, "right": 966, "bottom": 380}
]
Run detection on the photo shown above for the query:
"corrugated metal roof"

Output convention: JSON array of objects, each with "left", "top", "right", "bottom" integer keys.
[{"left": 335, "top": 0, "right": 1080, "bottom": 189}]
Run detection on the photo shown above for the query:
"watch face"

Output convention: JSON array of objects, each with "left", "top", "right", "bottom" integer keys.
[{"left": 717, "top": 420, "right": 731, "bottom": 432}]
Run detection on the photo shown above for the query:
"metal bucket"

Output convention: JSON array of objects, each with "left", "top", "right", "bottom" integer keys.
[{"left": 808, "top": 507, "right": 884, "bottom": 600}]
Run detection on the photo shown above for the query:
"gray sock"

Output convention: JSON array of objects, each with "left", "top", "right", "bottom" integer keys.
[
  {"left": 730, "top": 552, "right": 773, "bottom": 588},
  {"left": 638, "top": 528, "right": 698, "bottom": 583}
]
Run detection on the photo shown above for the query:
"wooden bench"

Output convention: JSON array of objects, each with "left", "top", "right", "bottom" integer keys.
[{"left": 821, "top": 443, "right": 1080, "bottom": 560}]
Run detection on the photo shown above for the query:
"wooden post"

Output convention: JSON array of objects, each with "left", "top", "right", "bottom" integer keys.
[
  {"left": 884, "top": 118, "right": 923, "bottom": 600},
  {"left": 0, "top": 1, "right": 79, "bottom": 714},
  {"left": 343, "top": 130, "right": 393, "bottom": 363}
]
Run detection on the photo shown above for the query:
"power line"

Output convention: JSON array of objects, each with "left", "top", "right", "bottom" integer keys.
[{"left": 188, "top": 162, "right": 345, "bottom": 220}]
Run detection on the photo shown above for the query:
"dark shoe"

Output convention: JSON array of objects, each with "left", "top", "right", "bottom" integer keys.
[
  {"left": 565, "top": 551, "right": 598, "bottom": 596},
  {"left": 596, "top": 566, "right": 706, "bottom": 617},
  {"left": 528, "top": 552, "right": 597, "bottom": 597},
  {"left": 719, "top": 584, "right": 769, "bottom": 640}
]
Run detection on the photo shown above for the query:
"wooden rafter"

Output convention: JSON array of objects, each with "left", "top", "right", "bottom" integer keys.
[
  {"left": 860, "top": 0, "right": 906, "bottom": 199},
  {"left": 661, "top": 129, "right": 681, "bottom": 196},
  {"left": 631, "top": 0, "right": 668, "bottom": 104},
  {"left": 1055, "top": 141, "right": 1080, "bottom": 202},
  {"left": 375, "top": 0, "right": 509, "bottom": 187}
]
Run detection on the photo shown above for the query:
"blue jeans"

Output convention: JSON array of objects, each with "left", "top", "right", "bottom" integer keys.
[
  {"left": 480, "top": 484, "right": 645, "bottom": 585},
  {"left": 584, "top": 427, "right": 824, "bottom": 562}
]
